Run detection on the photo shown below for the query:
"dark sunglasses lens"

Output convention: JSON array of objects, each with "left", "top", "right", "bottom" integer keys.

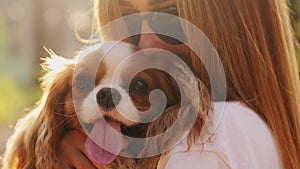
[
  {"left": 156, "top": 34, "right": 183, "bottom": 45},
  {"left": 123, "top": 13, "right": 187, "bottom": 45},
  {"left": 152, "top": 13, "right": 187, "bottom": 44}
]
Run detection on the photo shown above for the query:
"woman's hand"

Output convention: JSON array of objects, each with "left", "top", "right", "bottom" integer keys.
[{"left": 55, "top": 130, "right": 104, "bottom": 169}]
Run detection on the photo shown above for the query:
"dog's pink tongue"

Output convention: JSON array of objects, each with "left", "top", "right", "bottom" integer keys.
[{"left": 85, "top": 119, "right": 124, "bottom": 164}]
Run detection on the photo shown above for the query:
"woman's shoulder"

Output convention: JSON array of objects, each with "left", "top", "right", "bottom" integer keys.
[
  {"left": 213, "top": 101, "right": 272, "bottom": 139},
  {"left": 158, "top": 101, "right": 283, "bottom": 169}
]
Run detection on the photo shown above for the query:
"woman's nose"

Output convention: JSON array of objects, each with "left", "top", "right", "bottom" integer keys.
[{"left": 138, "top": 20, "right": 167, "bottom": 50}]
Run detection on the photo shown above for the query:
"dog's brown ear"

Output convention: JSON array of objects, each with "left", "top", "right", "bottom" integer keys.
[
  {"left": 41, "top": 53, "right": 75, "bottom": 113},
  {"left": 36, "top": 54, "right": 75, "bottom": 168},
  {"left": 2, "top": 53, "right": 75, "bottom": 169}
]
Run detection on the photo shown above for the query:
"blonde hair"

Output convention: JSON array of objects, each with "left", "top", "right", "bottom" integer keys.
[{"left": 94, "top": 0, "right": 300, "bottom": 168}]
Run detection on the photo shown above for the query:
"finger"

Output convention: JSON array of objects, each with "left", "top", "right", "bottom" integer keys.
[
  {"left": 69, "top": 131, "right": 105, "bottom": 169},
  {"left": 59, "top": 134, "right": 96, "bottom": 169},
  {"left": 60, "top": 130, "right": 86, "bottom": 148},
  {"left": 71, "top": 151, "right": 97, "bottom": 169},
  {"left": 53, "top": 160, "right": 72, "bottom": 169},
  {"left": 61, "top": 130, "right": 104, "bottom": 169}
]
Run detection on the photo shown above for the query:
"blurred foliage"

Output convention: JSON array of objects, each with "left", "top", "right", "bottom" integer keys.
[
  {"left": 0, "top": 16, "right": 41, "bottom": 124},
  {"left": 0, "top": 76, "right": 33, "bottom": 123}
]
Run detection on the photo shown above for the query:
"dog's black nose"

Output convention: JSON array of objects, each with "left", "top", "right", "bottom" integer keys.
[{"left": 97, "top": 87, "right": 121, "bottom": 111}]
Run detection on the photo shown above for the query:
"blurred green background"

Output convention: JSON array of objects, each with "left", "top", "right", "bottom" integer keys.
[
  {"left": 0, "top": 0, "right": 93, "bottom": 156},
  {"left": 0, "top": 0, "right": 299, "bottom": 159}
]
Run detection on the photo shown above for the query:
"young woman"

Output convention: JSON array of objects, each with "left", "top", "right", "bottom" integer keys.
[{"left": 56, "top": 0, "right": 300, "bottom": 168}]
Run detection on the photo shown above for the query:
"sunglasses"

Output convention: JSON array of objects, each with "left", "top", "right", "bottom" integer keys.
[{"left": 123, "top": 6, "right": 187, "bottom": 45}]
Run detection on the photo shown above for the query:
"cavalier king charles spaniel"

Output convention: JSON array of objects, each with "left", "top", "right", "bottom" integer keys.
[{"left": 2, "top": 41, "right": 210, "bottom": 169}]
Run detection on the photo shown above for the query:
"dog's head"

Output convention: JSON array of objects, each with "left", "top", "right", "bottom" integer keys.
[{"left": 67, "top": 41, "right": 181, "bottom": 164}]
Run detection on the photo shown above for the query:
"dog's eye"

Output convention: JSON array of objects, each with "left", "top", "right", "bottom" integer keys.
[
  {"left": 131, "top": 79, "right": 148, "bottom": 95},
  {"left": 76, "top": 75, "right": 93, "bottom": 90}
]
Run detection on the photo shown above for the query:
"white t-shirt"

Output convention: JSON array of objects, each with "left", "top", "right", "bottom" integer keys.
[{"left": 157, "top": 102, "right": 282, "bottom": 169}]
